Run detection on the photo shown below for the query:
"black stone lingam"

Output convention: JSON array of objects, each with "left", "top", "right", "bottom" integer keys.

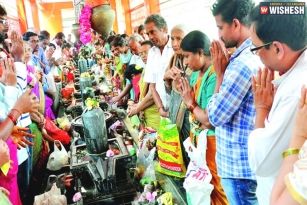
[{"left": 82, "top": 107, "right": 108, "bottom": 154}]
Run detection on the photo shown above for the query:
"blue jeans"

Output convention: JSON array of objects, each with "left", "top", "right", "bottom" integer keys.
[
  {"left": 17, "top": 127, "right": 33, "bottom": 205},
  {"left": 221, "top": 178, "right": 259, "bottom": 205}
]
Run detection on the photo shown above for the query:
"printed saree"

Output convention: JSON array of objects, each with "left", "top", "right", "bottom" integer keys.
[
  {"left": 139, "top": 68, "right": 160, "bottom": 131},
  {"left": 165, "top": 54, "right": 192, "bottom": 167},
  {"left": 0, "top": 139, "right": 22, "bottom": 205},
  {"left": 285, "top": 140, "right": 307, "bottom": 204},
  {"left": 189, "top": 66, "right": 228, "bottom": 205}
]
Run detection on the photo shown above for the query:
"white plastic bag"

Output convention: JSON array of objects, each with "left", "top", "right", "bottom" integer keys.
[
  {"left": 57, "top": 114, "right": 70, "bottom": 130},
  {"left": 183, "top": 130, "right": 213, "bottom": 205},
  {"left": 34, "top": 183, "right": 67, "bottom": 205},
  {"left": 184, "top": 178, "right": 213, "bottom": 205},
  {"left": 47, "top": 140, "right": 69, "bottom": 171},
  {"left": 135, "top": 133, "right": 157, "bottom": 181}
]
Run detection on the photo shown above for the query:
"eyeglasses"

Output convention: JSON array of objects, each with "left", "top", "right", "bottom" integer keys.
[
  {"left": 250, "top": 42, "right": 272, "bottom": 54},
  {"left": 0, "top": 19, "right": 9, "bottom": 26}
]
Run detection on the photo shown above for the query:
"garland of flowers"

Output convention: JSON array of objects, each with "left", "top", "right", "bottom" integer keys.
[
  {"left": 80, "top": 72, "right": 90, "bottom": 78},
  {"left": 78, "top": 4, "right": 93, "bottom": 45},
  {"left": 85, "top": 97, "right": 99, "bottom": 110}
]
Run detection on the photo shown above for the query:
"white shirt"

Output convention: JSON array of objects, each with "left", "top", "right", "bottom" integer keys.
[
  {"left": 0, "top": 84, "right": 19, "bottom": 122},
  {"left": 15, "top": 62, "right": 31, "bottom": 165},
  {"left": 51, "top": 65, "right": 60, "bottom": 76},
  {"left": 248, "top": 49, "right": 307, "bottom": 205},
  {"left": 51, "top": 40, "right": 62, "bottom": 60},
  {"left": 46, "top": 72, "right": 57, "bottom": 92},
  {"left": 129, "top": 54, "right": 145, "bottom": 68},
  {"left": 143, "top": 37, "right": 174, "bottom": 110},
  {"left": 0, "top": 83, "right": 29, "bottom": 165}
]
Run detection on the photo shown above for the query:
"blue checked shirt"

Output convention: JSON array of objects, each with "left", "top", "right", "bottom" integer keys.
[
  {"left": 207, "top": 38, "right": 262, "bottom": 179},
  {"left": 38, "top": 46, "right": 50, "bottom": 75}
]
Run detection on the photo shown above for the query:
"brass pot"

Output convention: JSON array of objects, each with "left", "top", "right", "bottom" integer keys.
[
  {"left": 91, "top": 4, "right": 115, "bottom": 37},
  {"left": 71, "top": 23, "right": 80, "bottom": 40}
]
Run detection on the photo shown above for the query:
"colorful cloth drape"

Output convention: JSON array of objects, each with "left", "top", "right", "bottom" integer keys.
[
  {"left": 0, "top": 139, "right": 22, "bottom": 205},
  {"left": 115, "top": 56, "right": 125, "bottom": 90},
  {"left": 165, "top": 54, "right": 192, "bottom": 167},
  {"left": 139, "top": 68, "right": 160, "bottom": 131}
]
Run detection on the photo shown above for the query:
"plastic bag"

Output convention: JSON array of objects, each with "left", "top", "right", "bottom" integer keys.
[
  {"left": 138, "top": 128, "right": 156, "bottom": 143},
  {"left": 45, "top": 117, "right": 71, "bottom": 145},
  {"left": 47, "top": 140, "right": 69, "bottom": 171},
  {"left": 34, "top": 183, "right": 67, "bottom": 205},
  {"left": 184, "top": 178, "right": 213, "bottom": 205},
  {"left": 183, "top": 130, "right": 213, "bottom": 205},
  {"left": 139, "top": 135, "right": 157, "bottom": 183},
  {"left": 138, "top": 132, "right": 157, "bottom": 150},
  {"left": 57, "top": 114, "right": 70, "bottom": 130},
  {"left": 157, "top": 192, "right": 173, "bottom": 205},
  {"left": 136, "top": 133, "right": 157, "bottom": 186},
  {"left": 0, "top": 190, "right": 12, "bottom": 205},
  {"left": 130, "top": 115, "right": 140, "bottom": 129},
  {"left": 135, "top": 140, "right": 156, "bottom": 181},
  {"left": 156, "top": 117, "right": 186, "bottom": 178}
]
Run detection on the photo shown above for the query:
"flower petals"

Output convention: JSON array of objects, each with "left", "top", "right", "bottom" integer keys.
[{"left": 79, "top": 5, "right": 93, "bottom": 45}]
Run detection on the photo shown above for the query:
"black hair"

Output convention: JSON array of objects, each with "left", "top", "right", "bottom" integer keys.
[
  {"left": 180, "top": 30, "right": 211, "bottom": 56},
  {"left": 138, "top": 24, "right": 145, "bottom": 34},
  {"left": 211, "top": 0, "right": 255, "bottom": 27},
  {"left": 22, "top": 32, "right": 38, "bottom": 41},
  {"left": 99, "top": 35, "right": 106, "bottom": 41},
  {"left": 92, "top": 30, "right": 97, "bottom": 35},
  {"left": 111, "top": 36, "right": 127, "bottom": 47},
  {"left": 0, "top": 32, "right": 5, "bottom": 44},
  {"left": 121, "top": 34, "right": 129, "bottom": 39},
  {"left": 124, "top": 64, "right": 143, "bottom": 81},
  {"left": 40, "top": 30, "right": 50, "bottom": 39},
  {"left": 55, "top": 32, "right": 65, "bottom": 39},
  {"left": 106, "top": 35, "right": 115, "bottom": 44},
  {"left": 0, "top": 4, "right": 7, "bottom": 16},
  {"left": 39, "top": 35, "right": 48, "bottom": 41},
  {"left": 141, "top": 40, "right": 154, "bottom": 47},
  {"left": 249, "top": 0, "right": 307, "bottom": 51},
  {"left": 49, "top": 43, "right": 56, "bottom": 49},
  {"left": 144, "top": 14, "right": 168, "bottom": 32},
  {"left": 94, "top": 41, "right": 101, "bottom": 46},
  {"left": 109, "top": 30, "right": 116, "bottom": 36},
  {"left": 62, "top": 43, "right": 71, "bottom": 49}
]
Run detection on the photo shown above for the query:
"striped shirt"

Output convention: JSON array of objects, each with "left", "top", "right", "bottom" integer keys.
[{"left": 207, "top": 38, "right": 262, "bottom": 179}]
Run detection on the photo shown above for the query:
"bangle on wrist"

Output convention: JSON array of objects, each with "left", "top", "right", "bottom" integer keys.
[
  {"left": 11, "top": 109, "right": 22, "bottom": 117},
  {"left": 7, "top": 113, "right": 17, "bottom": 125},
  {"left": 282, "top": 148, "right": 300, "bottom": 159},
  {"left": 189, "top": 101, "right": 198, "bottom": 113},
  {"left": 9, "top": 110, "right": 20, "bottom": 120}
]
